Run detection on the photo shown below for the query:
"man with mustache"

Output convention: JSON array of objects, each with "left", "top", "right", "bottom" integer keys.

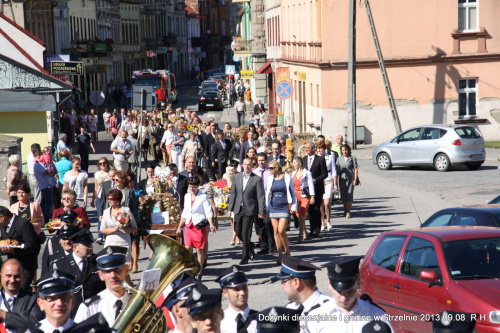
[
  {"left": 74, "top": 246, "right": 130, "bottom": 326},
  {"left": 0, "top": 259, "right": 45, "bottom": 331}
]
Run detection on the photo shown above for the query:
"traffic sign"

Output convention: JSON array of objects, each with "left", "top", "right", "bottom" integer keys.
[
  {"left": 132, "top": 85, "right": 154, "bottom": 110},
  {"left": 51, "top": 61, "right": 84, "bottom": 75},
  {"left": 233, "top": 56, "right": 241, "bottom": 62},
  {"left": 225, "top": 65, "right": 235, "bottom": 75},
  {"left": 277, "top": 81, "right": 293, "bottom": 99},
  {"left": 241, "top": 70, "right": 254, "bottom": 79}
]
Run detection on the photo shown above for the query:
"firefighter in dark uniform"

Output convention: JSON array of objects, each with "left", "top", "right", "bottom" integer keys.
[{"left": 41, "top": 218, "right": 80, "bottom": 276}]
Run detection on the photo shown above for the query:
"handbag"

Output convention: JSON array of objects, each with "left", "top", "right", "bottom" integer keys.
[
  {"left": 301, "top": 186, "right": 310, "bottom": 197},
  {"left": 196, "top": 219, "right": 210, "bottom": 230},
  {"left": 355, "top": 176, "right": 361, "bottom": 186}
]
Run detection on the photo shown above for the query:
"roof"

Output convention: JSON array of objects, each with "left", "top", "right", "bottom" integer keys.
[
  {"left": 384, "top": 226, "right": 500, "bottom": 242},
  {"left": 0, "top": 28, "right": 46, "bottom": 73},
  {"left": 256, "top": 61, "right": 272, "bottom": 74},
  {"left": 0, "top": 90, "right": 56, "bottom": 112},
  {"left": 185, "top": 5, "right": 199, "bottom": 18},
  {"left": 0, "top": 13, "right": 44, "bottom": 46}
]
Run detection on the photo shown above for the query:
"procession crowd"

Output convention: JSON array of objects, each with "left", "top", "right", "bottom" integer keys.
[{"left": 0, "top": 101, "right": 405, "bottom": 333}]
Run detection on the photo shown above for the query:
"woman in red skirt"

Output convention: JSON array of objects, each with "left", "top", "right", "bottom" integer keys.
[{"left": 177, "top": 177, "right": 215, "bottom": 278}]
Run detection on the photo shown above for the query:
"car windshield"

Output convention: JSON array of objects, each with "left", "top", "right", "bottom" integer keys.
[
  {"left": 455, "top": 127, "right": 481, "bottom": 139},
  {"left": 203, "top": 92, "right": 218, "bottom": 97},
  {"left": 134, "top": 77, "right": 161, "bottom": 90},
  {"left": 443, "top": 237, "right": 500, "bottom": 280}
]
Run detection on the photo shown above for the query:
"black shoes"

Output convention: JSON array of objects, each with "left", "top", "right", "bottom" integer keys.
[
  {"left": 239, "top": 257, "right": 249, "bottom": 265},
  {"left": 257, "top": 249, "right": 269, "bottom": 255},
  {"left": 249, "top": 243, "right": 255, "bottom": 260}
]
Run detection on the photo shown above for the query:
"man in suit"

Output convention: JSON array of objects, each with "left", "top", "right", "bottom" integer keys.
[
  {"left": 227, "top": 158, "right": 265, "bottom": 265},
  {"left": 283, "top": 125, "right": 293, "bottom": 140},
  {"left": 253, "top": 98, "right": 265, "bottom": 115},
  {"left": 302, "top": 142, "right": 328, "bottom": 238},
  {"left": 266, "top": 126, "right": 279, "bottom": 142},
  {"left": 49, "top": 229, "right": 105, "bottom": 317},
  {"left": 202, "top": 123, "right": 217, "bottom": 180},
  {"left": 146, "top": 118, "right": 161, "bottom": 164},
  {"left": 177, "top": 157, "right": 208, "bottom": 209},
  {"left": 267, "top": 141, "right": 286, "bottom": 166},
  {"left": 127, "top": 129, "right": 140, "bottom": 184},
  {"left": 0, "top": 206, "right": 40, "bottom": 289},
  {"left": 238, "top": 132, "right": 252, "bottom": 168},
  {"left": 211, "top": 130, "right": 232, "bottom": 180},
  {"left": 0, "top": 259, "right": 45, "bottom": 331}
]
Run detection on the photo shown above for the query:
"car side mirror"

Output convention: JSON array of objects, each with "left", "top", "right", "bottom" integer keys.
[{"left": 420, "top": 270, "right": 438, "bottom": 283}]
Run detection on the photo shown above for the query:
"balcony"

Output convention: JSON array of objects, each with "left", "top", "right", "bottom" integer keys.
[{"left": 231, "top": 37, "right": 251, "bottom": 57}]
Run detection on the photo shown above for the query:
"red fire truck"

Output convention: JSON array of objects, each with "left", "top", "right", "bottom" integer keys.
[{"left": 132, "top": 69, "right": 178, "bottom": 107}]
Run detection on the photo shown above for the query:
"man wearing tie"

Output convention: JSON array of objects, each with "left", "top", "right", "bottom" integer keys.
[
  {"left": 0, "top": 259, "right": 45, "bottom": 331},
  {"left": 253, "top": 99, "right": 265, "bottom": 116},
  {"left": 267, "top": 141, "right": 286, "bottom": 166},
  {"left": 74, "top": 246, "right": 131, "bottom": 326},
  {"left": 227, "top": 159, "right": 266, "bottom": 265},
  {"left": 266, "top": 127, "right": 278, "bottom": 142},
  {"left": 49, "top": 229, "right": 105, "bottom": 317},
  {"left": 146, "top": 119, "right": 161, "bottom": 164},
  {"left": 302, "top": 142, "right": 328, "bottom": 238},
  {"left": 217, "top": 265, "right": 257, "bottom": 333},
  {"left": 211, "top": 130, "right": 232, "bottom": 180}
]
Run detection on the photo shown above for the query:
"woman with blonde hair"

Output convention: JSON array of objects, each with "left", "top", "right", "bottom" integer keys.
[{"left": 265, "top": 160, "right": 297, "bottom": 265}]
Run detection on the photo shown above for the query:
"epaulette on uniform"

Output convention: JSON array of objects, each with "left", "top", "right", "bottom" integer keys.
[{"left": 84, "top": 294, "right": 101, "bottom": 305}]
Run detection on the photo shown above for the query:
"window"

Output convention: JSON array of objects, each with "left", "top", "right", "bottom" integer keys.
[
  {"left": 453, "top": 214, "right": 477, "bottom": 226},
  {"left": 425, "top": 213, "right": 453, "bottom": 227},
  {"left": 458, "top": 0, "right": 477, "bottom": 32},
  {"left": 372, "top": 235, "right": 407, "bottom": 272},
  {"left": 421, "top": 128, "right": 447, "bottom": 140},
  {"left": 221, "top": 20, "right": 227, "bottom": 36},
  {"left": 401, "top": 237, "right": 440, "bottom": 280},
  {"left": 393, "top": 128, "right": 421, "bottom": 143},
  {"left": 459, "top": 79, "right": 477, "bottom": 117}
]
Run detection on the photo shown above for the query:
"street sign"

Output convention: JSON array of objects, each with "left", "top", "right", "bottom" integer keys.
[
  {"left": 241, "top": 70, "right": 254, "bottom": 79},
  {"left": 225, "top": 65, "right": 235, "bottom": 75},
  {"left": 277, "top": 68, "right": 290, "bottom": 83},
  {"left": 298, "top": 71, "right": 307, "bottom": 82},
  {"left": 51, "top": 61, "right": 84, "bottom": 75},
  {"left": 233, "top": 56, "right": 241, "bottom": 62},
  {"left": 277, "top": 81, "right": 293, "bottom": 100},
  {"left": 132, "top": 85, "right": 154, "bottom": 110}
]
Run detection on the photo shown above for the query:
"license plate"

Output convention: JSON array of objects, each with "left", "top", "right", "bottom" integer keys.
[
  {"left": 207, "top": 104, "right": 214, "bottom": 106},
  {"left": 471, "top": 154, "right": 483, "bottom": 160}
]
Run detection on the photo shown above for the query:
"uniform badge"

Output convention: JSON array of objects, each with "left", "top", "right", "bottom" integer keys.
[
  {"left": 107, "top": 247, "right": 113, "bottom": 255},
  {"left": 335, "top": 264, "right": 342, "bottom": 274},
  {"left": 374, "top": 323, "right": 381, "bottom": 331},
  {"left": 233, "top": 266, "right": 239, "bottom": 273},
  {"left": 192, "top": 288, "right": 201, "bottom": 301},
  {"left": 53, "top": 270, "right": 59, "bottom": 279},
  {"left": 269, "top": 308, "right": 278, "bottom": 322},
  {"left": 441, "top": 311, "right": 451, "bottom": 327}
]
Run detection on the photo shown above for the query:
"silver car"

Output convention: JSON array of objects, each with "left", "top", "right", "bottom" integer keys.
[{"left": 372, "top": 125, "right": 485, "bottom": 171}]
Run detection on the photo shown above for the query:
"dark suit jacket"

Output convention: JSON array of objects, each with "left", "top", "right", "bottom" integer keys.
[
  {"left": 49, "top": 253, "right": 105, "bottom": 317},
  {"left": 211, "top": 139, "right": 232, "bottom": 164},
  {"left": 177, "top": 170, "right": 210, "bottom": 209},
  {"left": 268, "top": 154, "right": 287, "bottom": 167},
  {"left": 0, "top": 216, "right": 40, "bottom": 273},
  {"left": 302, "top": 154, "right": 328, "bottom": 194},
  {"left": 227, "top": 172, "right": 265, "bottom": 216},
  {"left": 239, "top": 140, "right": 251, "bottom": 165},
  {"left": 5, "top": 289, "right": 45, "bottom": 330},
  {"left": 99, "top": 183, "right": 138, "bottom": 221},
  {"left": 253, "top": 103, "right": 265, "bottom": 115},
  {"left": 202, "top": 132, "right": 216, "bottom": 160},
  {"left": 40, "top": 236, "right": 65, "bottom": 276},
  {"left": 229, "top": 140, "right": 242, "bottom": 163}
]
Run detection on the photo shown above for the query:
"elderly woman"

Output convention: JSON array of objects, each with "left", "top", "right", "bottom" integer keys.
[
  {"left": 56, "top": 133, "right": 71, "bottom": 155},
  {"left": 52, "top": 189, "right": 90, "bottom": 229},
  {"left": 176, "top": 177, "right": 215, "bottom": 278},
  {"left": 54, "top": 148, "right": 72, "bottom": 188},
  {"left": 62, "top": 156, "right": 89, "bottom": 208},
  {"left": 10, "top": 183, "right": 45, "bottom": 233},
  {"left": 266, "top": 160, "right": 297, "bottom": 265},
  {"left": 336, "top": 143, "right": 358, "bottom": 218},
  {"left": 4, "top": 154, "right": 27, "bottom": 205},
  {"left": 171, "top": 127, "right": 187, "bottom": 171}
]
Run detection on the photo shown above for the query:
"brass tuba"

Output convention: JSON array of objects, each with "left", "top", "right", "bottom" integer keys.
[{"left": 112, "top": 234, "right": 201, "bottom": 333}]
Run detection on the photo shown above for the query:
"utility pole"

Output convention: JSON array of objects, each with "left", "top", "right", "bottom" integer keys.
[{"left": 347, "top": 0, "right": 357, "bottom": 149}]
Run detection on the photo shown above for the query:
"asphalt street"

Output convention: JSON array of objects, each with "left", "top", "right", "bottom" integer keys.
[{"left": 37, "top": 79, "right": 500, "bottom": 311}]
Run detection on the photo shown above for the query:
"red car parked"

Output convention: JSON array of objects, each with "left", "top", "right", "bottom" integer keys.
[{"left": 359, "top": 227, "right": 500, "bottom": 332}]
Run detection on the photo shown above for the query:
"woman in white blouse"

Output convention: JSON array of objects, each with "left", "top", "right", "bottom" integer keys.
[
  {"left": 176, "top": 177, "right": 215, "bottom": 277},
  {"left": 160, "top": 123, "right": 175, "bottom": 164}
]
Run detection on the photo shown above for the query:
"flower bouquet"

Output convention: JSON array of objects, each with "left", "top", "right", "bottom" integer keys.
[
  {"left": 113, "top": 212, "right": 131, "bottom": 227},
  {"left": 217, "top": 202, "right": 228, "bottom": 216}
]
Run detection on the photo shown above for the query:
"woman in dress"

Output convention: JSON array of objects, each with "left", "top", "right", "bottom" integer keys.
[
  {"left": 336, "top": 144, "right": 358, "bottom": 218},
  {"left": 171, "top": 127, "right": 187, "bottom": 171},
  {"left": 160, "top": 122, "right": 175, "bottom": 164},
  {"left": 54, "top": 149, "right": 72, "bottom": 188},
  {"left": 78, "top": 109, "right": 88, "bottom": 128},
  {"left": 62, "top": 156, "right": 88, "bottom": 208},
  {"left": 265, "top": 160, "right": 297, "bottom": 265},
  {"left": 317, "top": 142, "right": 337, "bottom": 230},
  {"left": 10, "top": 183, "right": 45, "bottom": 233},
  {"left": 181, "top": 131, "right": 201, "bottom": 166},
  {"left": 101, "top": 189, "right": 138, "bottom": 275},
  {"left": 176, "top": 177, "right": 215, "bottom": 278},
  {"left": 90, "top": 157, "right": 113, "bottom": 242},
  {"left": 88, "top": 108, "right": 98, "bottom": 143},
  {"left": 110, "top": 111, "right": 119, "bottom": 139},
  {"left": 103, "top": 108, "right": 111, "bottom": 138},
  {"left": 291, "top": 157, "right": 315, "bottom": 242},
  {"left": 246, "top": 147, "right": 258, "bottom": 169},
  {"left": 4, "top": 154, "right": 27, "bottom": 205}
]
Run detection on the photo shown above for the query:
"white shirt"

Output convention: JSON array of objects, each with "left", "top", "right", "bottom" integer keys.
[
  {"left": 74, "top": 288, "right": 131, "bottom": 326},
  {"left": 242, "top": 172, "right": 251, "bottom": 191},
  {"left": 221, "top": 306, "right": 257, "bottom": 333},
  {"left": 72, "top": 252, "right": 86, "bottom": 271},
  {"left": 38, "top": 318, "right": 74, "bottom": 333},
  {"left": 161, "top": 130, "right": 174, "bottom": 145},
  {"left": 4, "top": 215, "right": 15, "bottom": 234},
  {"left": 286, "top": 289, "right": 334, "bottom": 333},
  {"left": 0, "top": 290, "right": 18, "bottom": 312},
  {"left": 27, "top": 153, "right": 35, "bottom": 174},
  {"left": 307, "top": 154, "right": 315, "bottom": 170},
  {"left": 327, "top": 298, "right": 394, "bottom": 332}
]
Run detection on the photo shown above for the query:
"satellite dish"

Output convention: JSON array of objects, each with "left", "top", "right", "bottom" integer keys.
[{"left": 90, "top": 90, "right": 105, "bottom": 106}]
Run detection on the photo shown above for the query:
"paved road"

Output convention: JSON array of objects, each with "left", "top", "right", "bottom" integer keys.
[{"left": 38, "top": 80, "right": 500, "bottom": 312}]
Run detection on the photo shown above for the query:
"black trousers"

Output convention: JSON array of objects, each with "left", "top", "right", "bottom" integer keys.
[
  {"left": 80, "top": 151, "right": 89, "bottom": 172},
  {"left": 256, "top": 214, "right": 275, "bottom": 251},
  {"left": 234, "top": 209, "right": 256, "bottom": 259},
  {"left": 308, "top": 189, "right": 324, "bottom": 235},
  {"left": 217, "top": 161, "right": 228, "bottom": 179}
]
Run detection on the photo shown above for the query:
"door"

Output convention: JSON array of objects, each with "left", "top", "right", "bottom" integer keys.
[
  {"left": 389, "top": 128, "right": 422, "bottom": 165},
  {"left": 391, "top": 236, "right": 447, "bottom": 332},
  {"left": 415, "top": 127, "right": 441, "bottom": 164}
]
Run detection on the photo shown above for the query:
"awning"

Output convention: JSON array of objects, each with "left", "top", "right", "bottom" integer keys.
[
  {"left": 256, "top": 61, "right": 272, "bottom": 74},
  {"left": 0, "top": 90, "right": 56, "bottom": 112}
]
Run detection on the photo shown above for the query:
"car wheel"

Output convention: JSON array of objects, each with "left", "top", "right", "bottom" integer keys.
[
  {"left": 377, "top": 153, "right": 392, "bottom": 170},
  {"left": 466, "top": 162, "right": 482, "bottom": 170},
  {"left": 434, "top": 153, "right": 450, "bottom": 172}
]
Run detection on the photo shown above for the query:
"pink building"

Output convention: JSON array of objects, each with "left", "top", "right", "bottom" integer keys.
[{"left": 280, "top": 0, "right": 500, "bottom": 144}]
